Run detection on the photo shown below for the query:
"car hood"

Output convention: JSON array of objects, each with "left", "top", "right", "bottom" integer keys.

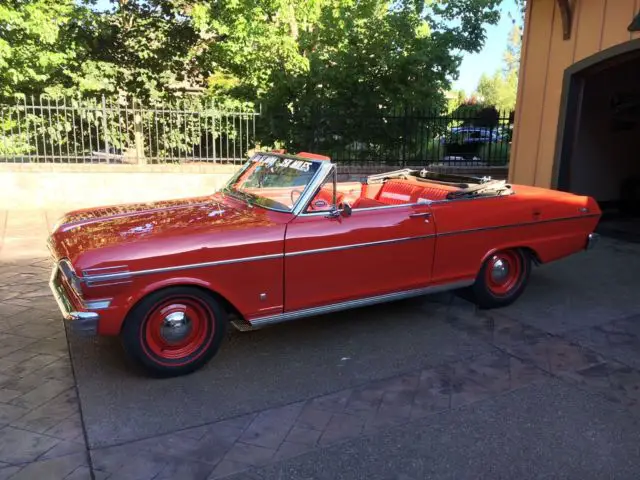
[{"left": 48, "top": 193, "right": 284, "bottom": 269}]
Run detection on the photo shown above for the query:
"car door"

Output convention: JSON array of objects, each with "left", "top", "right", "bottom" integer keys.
[{"left": 283, "top": 199, "right": 436, "bottom": 313}]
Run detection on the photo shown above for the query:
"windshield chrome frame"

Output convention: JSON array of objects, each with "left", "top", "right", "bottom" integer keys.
[
  {"left": 291, "top": 160, "right": 334, "bottom": 216},
  {"left": 222, "top": 152, "right": 331, "bottom": 215}
]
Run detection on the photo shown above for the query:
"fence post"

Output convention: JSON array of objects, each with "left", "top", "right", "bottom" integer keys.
[
  {"left": 134, "top": 99, "right": 145, "bottom": 164},
  {"left": 402, "top": 104, "right": 408, "bottom": 167},
  {"left": 101, "top": 95, "right": 109, "bottom": 157}
]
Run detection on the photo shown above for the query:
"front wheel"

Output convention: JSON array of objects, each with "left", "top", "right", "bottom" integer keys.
[
  {"left": 120, "top": 286, "right": 227, "bottom": 377},
  {"left": 467, "top": 248, "right": 532, "bottom": 309}
]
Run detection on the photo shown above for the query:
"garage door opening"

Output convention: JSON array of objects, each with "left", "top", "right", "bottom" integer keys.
[{"left": 555, "top": 43, "right": 640, "bottom": 243}]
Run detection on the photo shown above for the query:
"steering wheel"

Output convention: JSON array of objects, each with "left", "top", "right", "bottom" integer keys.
[{"left": 290, "top": 189, "right": 303, "bottom": 206}]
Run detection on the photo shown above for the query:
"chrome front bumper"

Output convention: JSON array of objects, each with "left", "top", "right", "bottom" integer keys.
[
  {"left": 49, "top": 265, "right": 99, "bottom": 336},
  {"left": 586, "top": 232, "right": 599, "bottom": 250}
]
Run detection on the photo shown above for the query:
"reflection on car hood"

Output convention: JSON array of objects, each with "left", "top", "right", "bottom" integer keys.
[{"left": 48, "top": 193, "right": 279, "bottom": 267}]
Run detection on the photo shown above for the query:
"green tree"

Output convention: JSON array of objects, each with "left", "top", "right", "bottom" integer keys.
[
  {"left": 0, "top": 0, "right": 103, "bottom": 98},
  {"left": 473, "top": 23, "right": 520, "bottom": 112},
  {"left": 0, "top": 0, "right": 506, "bottom": 158},
  {"left": 210, "top": 0, "right": 504, "bottom": 150}
]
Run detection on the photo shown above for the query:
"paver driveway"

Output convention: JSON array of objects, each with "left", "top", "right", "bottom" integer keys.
[{"left": 1, "top": 210, "right": 640, "bottom": 479}]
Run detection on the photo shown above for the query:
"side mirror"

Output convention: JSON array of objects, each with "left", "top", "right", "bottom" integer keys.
[{"left": 341, "top": 202, "right": 352, "bottom": 217}]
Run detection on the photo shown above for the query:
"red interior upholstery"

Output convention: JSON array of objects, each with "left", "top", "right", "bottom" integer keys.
[
  {"left": 340, "top": 186, "right": 363, "bottom": 205},
  {"left": 306, "top": 178, "right": 460, "bottom": 211},
  {"left": 351, "top": 197, "right": 387, "bottom": 209},
  {"left": 375, "top": 180, "right": 425, "bottom": 205},
  {"left": 413, "top": 185, "right": 458, "bottom": 202},
  {"left": 379, "top": 179, "right": 459, "bottom": 204}
]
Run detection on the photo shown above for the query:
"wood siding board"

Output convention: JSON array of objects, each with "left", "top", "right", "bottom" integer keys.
[
  {"left": 601, "top": 0, "right": 637, "bottom": 50},
  {"left": 510, "top": 0, "right": 556, "bottom": 186},
  {"left": 535, "top": 0, "right": 581, "bottom": 187},
  {"left": 513, "top": 0, "right": 640, "bottom": 189},
  {"left": 508, "top": 0, "right": 535, "bottom": 183},
  {"left": 573, "top": 0, "right": 607, "bottom": 62}
]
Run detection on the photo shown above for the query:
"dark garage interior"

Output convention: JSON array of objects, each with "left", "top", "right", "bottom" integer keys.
[{"left": 557, "top": 50, "right": 640, "bottom": 242}]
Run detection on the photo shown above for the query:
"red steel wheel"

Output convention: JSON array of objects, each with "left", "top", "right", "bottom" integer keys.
[
  {"left": 484, "top": 251, "right": 523, "bottom": 297},
  {"left": 469, "top": 248, "right": 532, "bottom": 309},
  {"left": 142, "top": 296, "right": 212, "bottom": 363},
  {"left": 121, "top": 286, "right": 227, "bottom": 377}
]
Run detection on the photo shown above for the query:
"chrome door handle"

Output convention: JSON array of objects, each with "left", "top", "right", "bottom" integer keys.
[{"left": 409, "top": 212, "right": 432, "bottom": 218}]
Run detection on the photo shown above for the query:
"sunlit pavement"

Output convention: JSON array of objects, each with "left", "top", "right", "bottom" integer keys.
[{"left": 1, "top": 210, "right": 640, "bottom": 479}]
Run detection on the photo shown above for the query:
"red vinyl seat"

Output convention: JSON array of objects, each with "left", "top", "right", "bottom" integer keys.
[
  {"left": 375, "top": 180, "right": 424, "bottom": 205},
  {"left": 375, "top": 179, "right": 458, "bottom": 204},
  {"left": 414, "top": 185, "right": 456, "bottom": 202},
  {"left": 351, "top": 197, "right": 387, "bottom": 209}
]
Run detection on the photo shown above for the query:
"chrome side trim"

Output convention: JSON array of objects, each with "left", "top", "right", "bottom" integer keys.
[
  {"left": 82, "top": 265, "right": 129, "bottom": 275},
  {"left": 83, "top": 265, "right": 133, "bottom": 287},
  {"left": 86, "top": 280, "right": 133, "bottom": 288},
  {"left": 77, "top": 214, "right": 600, "bottom": 283},
  {"left": 80, "top": 252, "right": 284, "bottom": 283},
  {"left": 249, "top": 279, "right": 474, "bottom": 328},
  {"left": 437, "top": 213, "right": 601, "bottom": 238},
  {"left": 286, "top": 234, "right": 435, "bottom": 257}
]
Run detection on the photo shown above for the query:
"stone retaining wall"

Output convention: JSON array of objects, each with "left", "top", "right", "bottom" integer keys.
[{"left": 1, "top": 163, "right": 509, "bottom": 210}]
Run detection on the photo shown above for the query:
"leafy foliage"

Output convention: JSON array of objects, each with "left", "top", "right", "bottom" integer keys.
[
  {"left": 0, "top": 1, "right": 98, "bottom": 97},
  {"left": 472, "top": 24, "right": 520, "bottom": 112},
  {"left": 1, "top": 0, "right": 507, "bottom": 156}
]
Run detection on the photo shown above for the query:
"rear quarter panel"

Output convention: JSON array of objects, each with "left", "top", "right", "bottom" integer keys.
[{"left": 429, "top": 186, "right": 600, "bottom": 284}]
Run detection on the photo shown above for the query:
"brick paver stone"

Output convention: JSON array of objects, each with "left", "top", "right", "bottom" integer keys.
[{"left": 1, "top": 216, "right": 640, "bottom": 479}]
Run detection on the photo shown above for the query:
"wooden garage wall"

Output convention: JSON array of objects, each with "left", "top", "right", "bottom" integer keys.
[{"left": 509, "top": 0, "right": 640, "bottom": 188}]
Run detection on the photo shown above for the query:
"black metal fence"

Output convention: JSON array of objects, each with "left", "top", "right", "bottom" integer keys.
[
  {"left": 259, "top": 106, "right": 515, "bottom": 167},
  {"left": 0, "top": 95, "right": 514, "bottom": 167},
  {"left": 0, "top": 95, "right": 259, "bottom": 164}
]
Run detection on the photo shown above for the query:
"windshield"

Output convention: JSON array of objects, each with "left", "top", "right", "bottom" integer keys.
[{"left": 222, "top": 153, "right": 323, "bottom": 212}]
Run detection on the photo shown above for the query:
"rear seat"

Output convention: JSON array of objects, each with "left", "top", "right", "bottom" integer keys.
[
  {"left": 375, "top": 179, "right": 458, "bottom": 204},
  {"left": 351, "top": 197, "right": 387, "bottom": 209},
  {"left": 375, "top": 180, "right": 424, "bottom": 205}
]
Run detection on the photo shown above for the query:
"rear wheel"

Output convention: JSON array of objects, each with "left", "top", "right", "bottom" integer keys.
[
  {"left": 468, "top": 248, "right": 531, "bottom": 309},
  {"left": 121, "top": 286, "right": 227, "bottom": 377}
]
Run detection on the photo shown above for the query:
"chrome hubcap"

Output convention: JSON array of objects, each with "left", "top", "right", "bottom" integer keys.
[
  {"left": 490, "top": 257, "right": 509, "bottom": 283},
  {"left": 160, "top": 311, "right": 192, "bottom": 343}
]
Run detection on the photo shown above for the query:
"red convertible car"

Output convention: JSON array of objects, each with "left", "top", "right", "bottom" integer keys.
[{"left": 48, "top": 151, "right": 601, "bottom": 377}]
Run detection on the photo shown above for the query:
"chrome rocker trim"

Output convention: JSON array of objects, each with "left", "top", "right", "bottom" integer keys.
[
  {"left": 49, "top": 266, "right": 100, "bottom": 336},
  {"left": 245, "top": 279, "right": 474, "bottom": 330}
]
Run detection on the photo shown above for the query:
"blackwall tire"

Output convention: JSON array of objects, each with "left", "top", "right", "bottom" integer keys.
[{"left": 469, "top": 248, "right": 531, "bottom": 309}]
